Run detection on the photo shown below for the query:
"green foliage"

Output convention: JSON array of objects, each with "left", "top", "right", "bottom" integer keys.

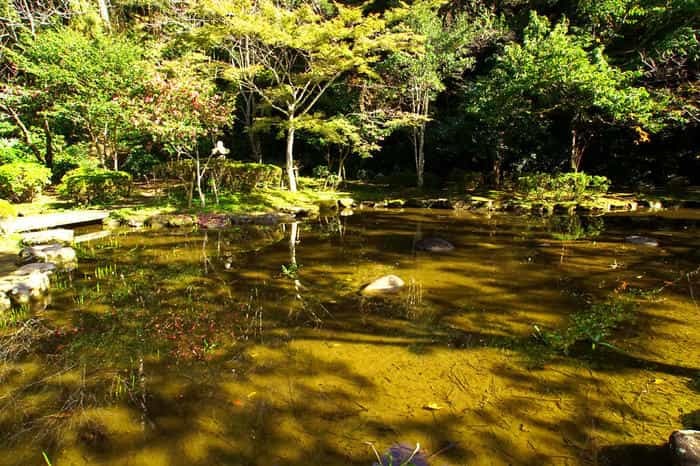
[
  {"left": 52, "top": 143, "right": 98, "bottom": 183},
  {"left": 535, "top": 299, "right": 635, "bottom": 353},
  {"left": 58, "top": 167, "right": 132, "bottom": 204},
  {"left": 0, "top": 161, "right": 51, "bottom": 202},
  {"left": 281, "top": 262, "right": 301, "bottom": 279},
  {"left": 517, "top": 172, "right": 610, "bottom": 201},
  {"left": 0, "top": 138, "right": 32, "bottom": 164},
  {"left": 548, "top": 215, "right": 604, "bottom": 241},
  {"left": 9, "top": 28, "right": 146, "bottom": 168},
  {"left": 0, "top": 199, "right": 17, "bottom": 218},
  {"left": 157, "top": 160, "right": 282, "bottom": 192},
  {"left": 466, "top": 12, "right": 664, "bottom": 171}
]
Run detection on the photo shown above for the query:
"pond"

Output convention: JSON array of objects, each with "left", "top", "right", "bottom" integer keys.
[{"left": 1, "top": 209, "right": 699, "bottom": 466}]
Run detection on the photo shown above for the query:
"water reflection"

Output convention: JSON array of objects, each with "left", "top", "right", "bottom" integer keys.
[{"left": 0, "top": 210, "right": 699, "bottom": 465}]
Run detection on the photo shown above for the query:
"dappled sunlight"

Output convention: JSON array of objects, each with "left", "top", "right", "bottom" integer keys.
[{"left": 1, "top": 210, "right": 699, "bottom": 465}]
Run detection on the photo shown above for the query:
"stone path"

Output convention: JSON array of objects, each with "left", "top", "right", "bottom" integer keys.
[{"left": 0, "top": 210, "right": 108, "bottom": 233}]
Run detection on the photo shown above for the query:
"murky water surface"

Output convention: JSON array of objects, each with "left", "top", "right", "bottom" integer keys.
[{"left": 1, "top": 209, "right": 699, "bottom": 465}]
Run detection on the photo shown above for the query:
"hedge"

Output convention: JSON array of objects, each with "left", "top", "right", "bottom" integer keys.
[
  {"left": 58, "top": 167, "right": 132, "bottom": 204},
  {"left": 156, "top": 160, "right": 282, "bottom": 192},
  {"left": 0, "top": 161, "right": 52, "bottom": 202}
]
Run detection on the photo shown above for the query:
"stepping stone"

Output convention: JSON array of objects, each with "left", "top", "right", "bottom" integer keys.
[{"left": 21, "top": 229, "right": 74, "bottom": 246}]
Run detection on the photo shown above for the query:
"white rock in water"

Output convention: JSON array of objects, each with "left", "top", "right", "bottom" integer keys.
[
  {"left": 20, "top": 244, "right": 77, "bottom": 264},
  {"left": 361, "top": 274, "right": 405, "bottom": 295},
  {"left": 21, "top": 229, "right": 74, "bottom": 246},
  {"left": 9, "top": 284, "right": 31, "bottom": 304},
  {"left": 625, "top": 235, "right": 659, "bottom": 247}
]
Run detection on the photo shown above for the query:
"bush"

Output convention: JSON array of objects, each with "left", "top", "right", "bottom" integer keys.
[
  {"left": 156, "top": 160, "right": 283, "bottom": 192},
  {"left": 0, "top": 161, "right": 52, "bottom": 202},
  {"left": 0, "top": 138, "right": 32, "bottom": 164},
  {"left": 0, "top": 199, "right": 17, "bottom": 218},
  {"left": 122, "top": 150, "right": 161, "bottom": 180},
  {"left": 58, "top": 167, "right": 132, "bottom": 204},
  {"left": 517, "top": 172, "right": 610, "bottom": 201},
  {"left": 52, "top": 143, "right": 98, "bottom": 183}
]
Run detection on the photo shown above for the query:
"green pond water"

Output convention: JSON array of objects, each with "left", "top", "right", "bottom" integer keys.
[{"left": 1, "top": 209, "right": 700, "bottom": 465}]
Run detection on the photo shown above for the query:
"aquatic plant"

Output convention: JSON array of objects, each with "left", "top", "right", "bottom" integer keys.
[
  {"left": 533, "top": 299, "right": 636, "bottom": 353},
  {"left": 281, "top": 262, "right": 301, "bottom": 279}
]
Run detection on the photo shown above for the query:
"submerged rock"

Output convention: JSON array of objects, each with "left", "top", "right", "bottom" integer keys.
[
  {"left": 0, "top": 266, "right": 54, "bottom": 307},
  {"left": 197, "top": 213, "right": 232, "bottom": 229},
  {"left": 373, "top": 444, "right": 428, "bottom": 466},
  {"left": 386, "top": 199, "right": 405, "bottom": 208},
  {"left": 361, "top": 275, "right": 405, "bottom": 295},
  {"left": 415, "top": 237, "right": 455, "bottom": 252},
  {"left": 427, "top": 198, "right": 453, "bottom": 209},
  {"left": 404, "top": 198, "right": 428, "bottom": 208},
  {"left": 625, "top": 235, "right": 659, "bottom": 247},
  {"left": 19, "top": 244, "right": 77, "bottom": 265},
  {"left": 21, "top": 229, "right": 74, "bottom": 246},
  {"left": 670, "top": 430, "right": 700, "bottom": 466}
]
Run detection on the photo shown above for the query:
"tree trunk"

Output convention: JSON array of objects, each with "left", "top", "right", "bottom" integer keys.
[
  {"left": 43, "top": 116, "right": 53, "bottom": 169},
  {"left": 195, "top": 155, "right": 206, "bottom": 208},
  {"left": 97, "top": 0, "right": 111, "bottom": 31},
  {"left": 289, "top": 222, "right": 298, "bottom": 267},
  {"left": 414, "top": 124, "right": 426, "bottom": 188},
  {"left": 570, "top": 128, "right": 581, "bottom": 172},
  {"left": 285, "top": 123, "right": 297, "bottom": 192}
]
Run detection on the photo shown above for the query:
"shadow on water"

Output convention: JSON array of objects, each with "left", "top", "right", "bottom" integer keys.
[{"left": 1, "top": 210, "right": 699, "bottom": 465}]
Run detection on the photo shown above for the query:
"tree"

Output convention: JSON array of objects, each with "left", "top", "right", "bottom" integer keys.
[
  {"left": 466, "top": 12, "right": 664, "bottom": 173},
  {"left": 193, "top": 0, "right": 414, "bottom": 191},
  {"left": 137, "top": 54, "right": 235, "bottom": 208},
  {"left": 5, "top": 28, "right": 145, "bottom": 170},
  {"left": 382, "top": 0, "right": 504, "bottom": 187}
]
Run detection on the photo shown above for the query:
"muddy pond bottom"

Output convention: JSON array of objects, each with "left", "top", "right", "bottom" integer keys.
[{"left": 1, "top": 209, "right": 699, "bottom": 466}]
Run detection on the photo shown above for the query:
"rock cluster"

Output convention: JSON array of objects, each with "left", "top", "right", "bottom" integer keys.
[{"left": 0, "top": 263, "right": 57, "bottom": 310}]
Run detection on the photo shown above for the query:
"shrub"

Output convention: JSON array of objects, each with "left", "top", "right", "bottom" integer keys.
[
  {"left": 212, "top": 161, "right": 282, "bottom": 191},
  {"left": 0, "top": 199, "right": 17, "bottom": 218},
  {"left": 0, "top": 161, "right": 52, "bottom": 202},
  {"left": 0, "top": 138, "right": 32, "bottom": 164},
  {"left": 155, "top": 160, "right": 283, "bottom": 192},
  {"left": 122, "top": 150, "right": 161, "bottom": 180},
  {"left": 52, "top": 143, "right": 98, "bottom": 183},
  {"left": 58, "top": 167, "right": 132, "bottom": 204},
  {"left": 517, "top": 172, "right": 610, "bottom": 201}
]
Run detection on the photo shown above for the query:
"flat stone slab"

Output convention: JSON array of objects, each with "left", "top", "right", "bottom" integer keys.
[
  {"left": 1, "top": 210, "right": 109, "bottom": 233},
  {"left": 74, "top": 231, "right": 111, "bottom": 243},
  {"left": 21, "top": 229, "right": 74, "bottom": 245}
]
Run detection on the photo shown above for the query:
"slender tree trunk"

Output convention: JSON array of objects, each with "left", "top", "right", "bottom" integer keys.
[
  {"left": 97, "top": 0, "right": 111, "bottom": 31},
  {"left": 570, "top": 128, "right": 581, "bottom": 172},
  {"left": 414, "top": 123, "right": 426, "bottom": 188},
  {"left": 1, "top": 104, "right": 43, "bottom": 164},
  {"left": 43, "top": 116, "right": 53, "bottom": 169},
  {"left": 285, "top": 122, "right": 297, "bottom": 192},
  {"left": 195, "top": 154, "right": 206, "bottom": 208},
  {"left": 289, "top": 222, "right": 298, "bottom": 267}
]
